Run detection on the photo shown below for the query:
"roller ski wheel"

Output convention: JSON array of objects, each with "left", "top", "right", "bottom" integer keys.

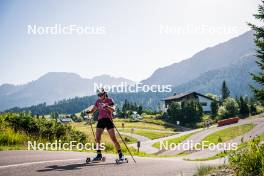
[
  {"left": 86, "top": 156, "right": 105, "bottom": 164},
  {"left": 115, "top": 158, "right": 128, "bottom": 164}
]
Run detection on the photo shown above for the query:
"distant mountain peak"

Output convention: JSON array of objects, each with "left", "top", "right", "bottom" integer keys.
[
  {"left": 141, "top": 30, "right": 255, "bottom": 86},
  {"left": 0, "top": 72, "right": 135, "bottom": 111},
  {"left": 92, "top": 74, "right": 132, "bottom": 80},
  {"left": 39, "top": 72, "right": 82, "bottom": 80}
]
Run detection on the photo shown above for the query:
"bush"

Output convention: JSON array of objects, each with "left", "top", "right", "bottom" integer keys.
[
  {"left": 167, "top": 101, "right": 203, "bottom": 126},
  {"left": 238, "top": 96, "right": 250, "bottom": 117},
  {"left": 218, "top": 98, "right": 239, "bottom": 119},
  {"left": 1, "top": 113, "right": 87, "bottom": 145},
  {"left": 256, "top": 105, "right": 264, "bottom": 114},
  {"left": 211, "top": 100, "right": 219, "bottom": 118},
  {"left": 167, "top": 102, "right": 181, "bottom": 120},
  {"left": 229, "top": 137, "right": 264, "bottom": 176},
  {"left": 0, "top": 127, "right": 28, "bottom": 145}
]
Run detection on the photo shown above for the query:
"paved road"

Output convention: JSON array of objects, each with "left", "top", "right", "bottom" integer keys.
[
  {"left": 119, "top": 132, "right": 150, "bottom": 142},
  {"left": 161, "top": 118, "right": 263, "bottom": 156},
  {"left": 117, "top": 128, "right": 177, "bottom": 133},
  {"left": 129, "top": 128, "right": 203, "bottom": 154},
  {"left": 185, "top": 117, "right": 264, "bottom": 160},
  {"left": 0, "top": 150, "right": 223, "bottom": 176},
  {"left": 131, "top": 114, "right": 264, "bottom": 156}
]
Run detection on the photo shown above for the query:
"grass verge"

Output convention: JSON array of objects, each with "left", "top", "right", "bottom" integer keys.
[
  {"left": 201, "top": 123, "right": 255, "bottom": 145},
  {"left": 119, "top": 128, "right": 176, "bottom": 140},
  {"left": 113, "top": 118, "right": 178, "bottom": 131},
  {"left": 186, "top": 131, "right": 264, "bottom": 161},
  {"left": 193, "top": 165, "right": 233, "bottom": 176}
]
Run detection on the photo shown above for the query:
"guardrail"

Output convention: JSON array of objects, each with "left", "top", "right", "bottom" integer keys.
[{"left": 217, "top": 117, "right": 240, "bottom": 126}]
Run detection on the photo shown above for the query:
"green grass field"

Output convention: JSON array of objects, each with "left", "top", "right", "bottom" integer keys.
[
  {"left": 119, "top": 128, "right": 176, "bottom": 140},
  {"left": 132, "top": 130, "right": 174, "bottom": 140},
  {"left": 70, "top": 122, "right": 138, "bottom": 144},
  {"left": 259, "top": 132, "right": 264, "bottom": 141},
  {"left": 201, "top": 124, "right": 255, "bottom": 145},
  {"left": 113, "top": 118, "right": 178, "bottom": 131}
]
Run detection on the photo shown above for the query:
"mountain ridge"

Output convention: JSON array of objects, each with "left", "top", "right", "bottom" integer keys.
[
  {"left": 0, "top": 73, "right": 135, "bottom": 111},
  {"left": 141, "top": 30, "right": 255, "bottom": 86},
  {"left": 172, "top": 55, "right": 259, "bottom": 96}
]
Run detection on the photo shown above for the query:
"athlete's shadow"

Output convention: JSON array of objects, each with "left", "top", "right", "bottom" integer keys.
[{"left": 37, "top": 162, "right": 116, "bottom": 172}]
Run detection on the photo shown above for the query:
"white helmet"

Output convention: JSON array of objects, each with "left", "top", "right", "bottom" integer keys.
[{"left": 97, "top": 88, "right": 107, "bottom": 97}]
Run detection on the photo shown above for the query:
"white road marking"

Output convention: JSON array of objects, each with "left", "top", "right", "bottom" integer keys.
[{"left": 0, "top": 158, "right": 81, "bottom": 169}]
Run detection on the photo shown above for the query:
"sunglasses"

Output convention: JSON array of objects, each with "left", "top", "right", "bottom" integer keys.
[{"left": 98, "top": 93, "right": 104, "bottom": 97}]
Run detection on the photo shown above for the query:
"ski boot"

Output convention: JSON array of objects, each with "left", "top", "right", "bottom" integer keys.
[
  {"left": 86, "top": 154, "right": 105, "bottom": 164},
  {"left": 115, "top": 155, "right": 128, "bottom": 164}
]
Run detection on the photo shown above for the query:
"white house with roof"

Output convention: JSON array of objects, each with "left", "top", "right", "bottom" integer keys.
[{"left": 162, "top": 92, "right": 215, "bottom": 113}]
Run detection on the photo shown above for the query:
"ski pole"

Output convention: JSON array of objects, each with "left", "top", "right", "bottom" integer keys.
[
  {"left": 112, "top": 122, "right": 136, "bottom": 163},
  {"left": 86, "top": 110, "right": 96, "bottom": 142},
  {"left": 89, "top": 118, "right": 96, "bottom": 142},
  {"left": 87, "top": 112, "right": 102, "bottom": 152}
]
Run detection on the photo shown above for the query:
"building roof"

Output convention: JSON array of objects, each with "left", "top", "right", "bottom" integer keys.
[
  {"left": 162, "top": 92, "right": 215, "bottom": 101},
  {"left": 60, "top": 118, "right": 73, "bottom": 122}
]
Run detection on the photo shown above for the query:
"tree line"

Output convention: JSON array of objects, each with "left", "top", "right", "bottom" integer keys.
[
  {"left": 166, "top": 80, "right": 261, "bottom": 127},
  {"left": 5, "top": 92, "right": 168, "bottom": 115}
]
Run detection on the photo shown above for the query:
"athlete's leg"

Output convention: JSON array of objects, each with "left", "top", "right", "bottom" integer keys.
[
  {"left": 107, "top": 128, "right": 121, "bottom": 150},
  {"left": 96, "top": 128, "right": 104, "bottom": 154},
  {"left": 90, "top": 127, "right": 104, "bottom": 161},
  {"left": 107, "top": 128, "right": 124, "bottom": 159}
]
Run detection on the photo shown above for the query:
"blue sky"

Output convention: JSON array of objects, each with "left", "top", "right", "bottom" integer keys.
[{"left": 0, "top": 0, "right": 261, "bottom": 85}]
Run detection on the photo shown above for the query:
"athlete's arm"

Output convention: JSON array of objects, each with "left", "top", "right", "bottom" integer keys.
[
  {"left": 105, "top": 101, "right": 115, "bottom": 113},
  {"left": 106, "top": 105, "right": 115, "bottom": 113},
  {"left": 86, "top": 106, "right": 97, "bottom": 114}
]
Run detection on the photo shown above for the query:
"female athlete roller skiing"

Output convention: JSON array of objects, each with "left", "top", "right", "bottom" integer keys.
[{"left": 86, "top": 88, "right": 125, "bottom": 162}]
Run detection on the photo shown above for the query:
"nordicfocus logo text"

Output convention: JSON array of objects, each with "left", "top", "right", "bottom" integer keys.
[
  {"left": 28, "top": 140, "right": 106, "bottom": 151},
  {"left": 94, "top": 82, "right": 172, "bottom": 93},
  {"left": 159, "top": 140, "right": 238, "bottom": 151},
  {"left": 27, "top": 24, "right": 106, "bottom": 35}
]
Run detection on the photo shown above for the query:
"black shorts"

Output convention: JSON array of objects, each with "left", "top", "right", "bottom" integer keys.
[{"left": 96, "top": 118, "right": 114, "bottom": 130}]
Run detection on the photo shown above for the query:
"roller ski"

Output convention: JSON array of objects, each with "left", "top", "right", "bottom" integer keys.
[
  {"left": 86, "top": 154, "right": 106, "bottom": 164},
  {"left": 115, "top": 155, "right": 128, "bottom": 164}
]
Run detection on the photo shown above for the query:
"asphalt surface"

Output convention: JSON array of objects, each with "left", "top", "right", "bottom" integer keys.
[{"left": 0, "top": 150, "right": 222, "bottom": 176}]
